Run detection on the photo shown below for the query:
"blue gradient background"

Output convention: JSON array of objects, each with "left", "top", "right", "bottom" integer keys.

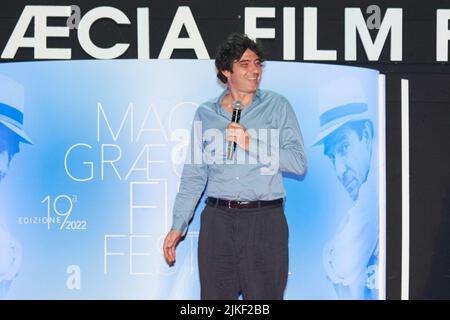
[{"left": 0, "top": 60, "right": 381, "bottom": 299}]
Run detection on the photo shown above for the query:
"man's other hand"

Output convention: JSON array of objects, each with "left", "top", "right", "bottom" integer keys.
[{"left": 163, "top": 229, "right": 182, "bottom": 265}]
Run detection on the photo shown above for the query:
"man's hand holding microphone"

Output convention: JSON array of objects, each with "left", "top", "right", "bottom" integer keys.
[{"left": 226, "top": 100, "right": 250, "bottom": 158}]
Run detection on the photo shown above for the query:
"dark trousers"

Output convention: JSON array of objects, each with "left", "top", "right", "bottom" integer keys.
[{"left": 198, "top": 202, "right": 289, "bottom": 300}]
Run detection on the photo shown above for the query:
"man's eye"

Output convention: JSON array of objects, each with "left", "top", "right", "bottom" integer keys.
[
  {"left": 341, "top": 143, "right": 349, "bottom": 154},
  {"left": 240, "top": 62, "right": 249, "bottom": 67}
]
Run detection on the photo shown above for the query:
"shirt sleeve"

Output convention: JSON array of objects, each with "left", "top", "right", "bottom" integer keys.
[
  {"left": 278, "top": 100, "right": 307, "bottom": 176},
  {"left": 0, "top": 224, "right": 22, "bottom": 282},
  {"left": 247, "top": 98, "right": 307, "bottom": 176},
  {"left": 171, "top": 110, "right": 208, "bottom": 236}
]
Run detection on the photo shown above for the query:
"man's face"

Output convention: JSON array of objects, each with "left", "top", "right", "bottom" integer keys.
[
  {"left": 0, "top": 142, "right": 11, "bottom": 181},
  {"left": 0, "top": 137, "right": 18, "bottom": 182},
  {"left": 324, "top": 124, "right": 372, "bottom": 201},
  {"left": 222, "top": 49, "right": 262, "bottom": 95}
]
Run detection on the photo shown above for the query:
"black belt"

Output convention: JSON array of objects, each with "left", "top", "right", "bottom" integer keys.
[{"left": 206, "top": 197, "right": 283, "bottom": 209}]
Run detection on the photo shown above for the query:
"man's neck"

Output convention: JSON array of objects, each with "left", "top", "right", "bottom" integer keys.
[
  {"left": 229, "top": 87, "right": 257, "bottom": 107},
  {"left": 221, "top": 90, "right": 256, "bottom": 112}
]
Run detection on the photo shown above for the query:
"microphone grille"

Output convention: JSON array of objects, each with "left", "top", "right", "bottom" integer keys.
[{"left": 232, "top": 100, "right": 244, "bottom": 110}]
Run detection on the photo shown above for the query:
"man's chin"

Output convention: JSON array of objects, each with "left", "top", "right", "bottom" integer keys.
[
  {"left": 344, "top": 179, "right": 359, "bottom": 201},
  {"left": 345, "top": 182, "right": 360, "bottom": 201},
  {"left": 347, "top": 188, "right": 360, "bottom": 201}
]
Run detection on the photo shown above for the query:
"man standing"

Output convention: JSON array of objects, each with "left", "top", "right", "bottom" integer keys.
[
  {"left": 163, "top": 33, "right": 307, "bottom": 300},
  {"left": 0, "top": 75, "right": 32, "bottom": 298},
  {"left": 313, "top": 78, "right": 379, "bottom": 299}
]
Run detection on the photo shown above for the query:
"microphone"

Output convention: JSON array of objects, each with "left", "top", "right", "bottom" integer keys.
[{"left": 227, "top": 100, "right": 243, "bottom": 160}]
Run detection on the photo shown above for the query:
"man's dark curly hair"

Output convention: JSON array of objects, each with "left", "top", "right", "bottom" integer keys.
[{"left": 215, "top": 33, "right": 265, "bottom": 84}]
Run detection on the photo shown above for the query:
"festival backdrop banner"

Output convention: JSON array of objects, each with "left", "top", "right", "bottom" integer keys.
[{"left": 0, "top": 60, "right": 385, "bottom": 299}]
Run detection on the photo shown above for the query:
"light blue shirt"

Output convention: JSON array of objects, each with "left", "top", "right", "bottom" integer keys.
[{"left": 171, "top": 88, "right": 307, "bottom": 234}]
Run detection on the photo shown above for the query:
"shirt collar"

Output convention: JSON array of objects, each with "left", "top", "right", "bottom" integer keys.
[{"left": 215, "top": 88, "right": 262, "bottom": 115}]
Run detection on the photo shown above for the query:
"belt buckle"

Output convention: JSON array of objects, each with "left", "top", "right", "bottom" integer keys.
[{"left": 228, "top": 200, "right": 240, "bottom": 209}]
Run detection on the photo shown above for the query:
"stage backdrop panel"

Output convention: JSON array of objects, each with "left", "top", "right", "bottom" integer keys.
[{"left": 0, "top": 60, "right": 384, "bottom": 299}]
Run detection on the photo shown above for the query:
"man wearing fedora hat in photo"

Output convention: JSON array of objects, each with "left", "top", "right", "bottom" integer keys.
[
  {"left": 0, "top": 75, "right": 32, "bottom": 298},
  {"left": 313, "top": 77, "right": 379, "bottom": 299}
]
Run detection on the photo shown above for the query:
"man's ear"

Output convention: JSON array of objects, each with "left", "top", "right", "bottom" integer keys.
[
  {"left": 7, "top": 139, "right": 20, "bottom": 161},
  {"left": 221, "top": 69, "right": 231, "bottom": 80},
  {"left": 362, "top": 121, "right": 373, "bottom": 147}
]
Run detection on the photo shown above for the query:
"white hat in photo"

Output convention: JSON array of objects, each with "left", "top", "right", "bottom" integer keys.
[
  {"left": 312, "top": 76, "right": 370, "bottom": 146},
  {"left": 0, "top": 75, "right": 32, "bottom": 144}
]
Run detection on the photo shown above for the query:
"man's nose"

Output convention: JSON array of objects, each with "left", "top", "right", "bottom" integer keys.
[{"left": 249, "top": 62, "right": 260, "bottom": 73}]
